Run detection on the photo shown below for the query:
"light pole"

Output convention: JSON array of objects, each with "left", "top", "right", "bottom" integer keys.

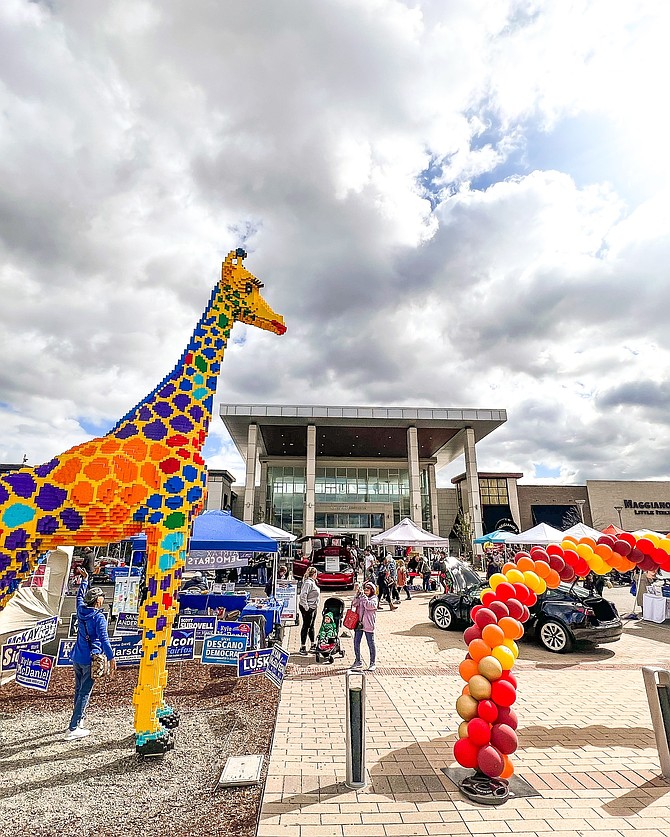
[
  {"left": 614, "top": 505, "right": 624, "bottom": 528},
  {"left": 573, "top": 499, "right": 586, "bottom": 523}
]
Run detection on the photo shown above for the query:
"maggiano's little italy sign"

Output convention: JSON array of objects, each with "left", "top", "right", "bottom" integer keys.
[{"left": 624, "top": 499, "right": 670, "bottom": 516}]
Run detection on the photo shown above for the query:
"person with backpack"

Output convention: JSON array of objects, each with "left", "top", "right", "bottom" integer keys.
[
  {"left": 417, "top": 555, "right": 432, "bottom": 591},
  {"left": 66, "top": 568, "right": 116, "bottom": 741}
]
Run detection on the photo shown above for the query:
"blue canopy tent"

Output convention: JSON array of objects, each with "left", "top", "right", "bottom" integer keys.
[
  {"left": 473, "top": 530, "right": 513, "bottom": 544},
  {"left": 131, "top": 510, "right": 278, "bottom": 569}
]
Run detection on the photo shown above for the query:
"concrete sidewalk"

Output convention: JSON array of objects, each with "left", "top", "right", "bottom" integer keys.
[{"left": 258, "top": 588, "right": 670, "bottom": 837}]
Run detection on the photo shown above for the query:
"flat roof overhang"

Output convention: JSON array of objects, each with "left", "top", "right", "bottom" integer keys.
[{"left": 220, "top": 405, "right": 506, "bottom": 472}]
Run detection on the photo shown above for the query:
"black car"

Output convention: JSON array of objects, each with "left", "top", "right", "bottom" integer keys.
[{"left": 428, "top": 558, "right": 623, "bottom": 653}]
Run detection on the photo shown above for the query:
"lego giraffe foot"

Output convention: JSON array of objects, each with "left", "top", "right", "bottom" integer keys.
[
  {"left": 157, "top": 704, "right": 180, "bottom": 730},
  {"left": 135, "top": 729, "right": 174, "bottom": 758}
]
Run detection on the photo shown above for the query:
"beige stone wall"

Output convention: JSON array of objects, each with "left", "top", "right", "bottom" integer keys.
[
  {"left": 516, "top": 484, "right": 590, "bottom": 529},
  {"left": 436, "top": 487, "right": 458, "bottom": 543},
  {"left": 586, "top": 480, "right": 670, "bottom": 533}
]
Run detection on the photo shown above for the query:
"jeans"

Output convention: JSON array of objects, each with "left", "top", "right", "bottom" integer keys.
[
  {"left": 69, "top": 662, "right": 94, "bottom": 731},
  {"left": 423, "top": 573, "right": 431, "bottom": 591},
  {"left": 353, "top": 629, "right": 376, "bottom": 666},
  {"left": 401, "top": 584, "right": 412, "bottom": 600},
  {"left": 299, "top": 605, "right": 317, "bottom": 647},
  {"left": 257, "top": 565, "right": 267, "bottom": 585}
]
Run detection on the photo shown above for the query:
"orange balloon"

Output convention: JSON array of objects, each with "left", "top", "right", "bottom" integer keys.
[
  {"left": 499, "top": 616, "right": 523, "bottom": 640},
  {"left": 500, "top": 755, "right": 514, "bottom": 779},
  {"left": 462, "top": 685, "right": 470, "bottom": 696},
  {"left": 459, "top": 658, "right": 479, "bottom": 682},
  {"left": 579, "top": 536, "right": 597, "bottom": 550},
  {"left": 516, "top": 556, "right": 534, "bottom": 572},
  {"left": 546, "top": 569, "right": 561, "bottom": 589},
  {"left": 533, "top": 560, "right": 551, "bottom": 579},
  {"left": 563, "top": 535, "right": 578, "bottom": 544},
  {"left": 468, "top": 638, "right": 492, "bottom": 663},
  {"left": 482, "top": 624, "right": 505, "bottom": 648},
  {"left": 595, "top": 544, "right": 613, "bottom": 561},
  {"left": 502, "top": 562, "right": 516, "bottom": 574}
]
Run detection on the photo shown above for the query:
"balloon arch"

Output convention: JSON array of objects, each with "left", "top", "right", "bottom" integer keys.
[{"left": 453, "top": 530, "right": 663, "bottom": 800}]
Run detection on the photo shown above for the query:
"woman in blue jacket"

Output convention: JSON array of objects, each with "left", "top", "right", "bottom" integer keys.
[{"left": 66, "top": 569, "right": 116, "bottom": 741}]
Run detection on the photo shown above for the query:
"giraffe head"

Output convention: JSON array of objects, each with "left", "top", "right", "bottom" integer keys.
[{"left": 221, "top": 248, "right": 287, "bottom": 335}]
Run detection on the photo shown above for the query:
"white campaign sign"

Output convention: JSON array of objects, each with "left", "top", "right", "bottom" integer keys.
[{"left": 275, "top": 582, "right": 298, "bottom": 624}]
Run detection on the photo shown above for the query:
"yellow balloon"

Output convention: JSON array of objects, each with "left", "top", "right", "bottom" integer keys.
[
  {"left": 523, "top": 570, "right": 542, "bottom": 593},
  {"left": 491, "top": 644, "right": 515, "bottom": 671},
  {"left": 479, "top": 587, "right": 494, "bottom": 602},
  {"left": 534, "top": 577, "right": 547, "bottom": 595},
  {"left": 561, "top": 539, "right": 576, "bottom": 551},
  {"left": 591, "top": 558, "right": 609, "bottom": 575},
  {"left": 488, "top": 573, "right": 506, "bottom": 591},
  {"left": 576, "top": 543, "right": 594, "bottom": 560},
  {"left": 505, "top": 569, "right": 525, "bottom": 585},
  {"left": 659, "top": 538, "right": 670, "bottom": 555},
  {"left": 648, "top": 533, "right": 661, "bottom": 547},
  {"left": 503, "top": 639, "right": 519, "bottom": 659}
]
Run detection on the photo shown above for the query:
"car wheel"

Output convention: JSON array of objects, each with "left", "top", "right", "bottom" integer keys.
[
  {"left": 433, "top": 603, "right": 455, "bottom": 631},
  {"left": 538, "top": 619, "right": 574, "bottom": 653}
]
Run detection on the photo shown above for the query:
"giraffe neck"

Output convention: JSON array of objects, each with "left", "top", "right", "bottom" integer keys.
[{"left": 109, "top": 286, "right": 235, "bottom": 451}]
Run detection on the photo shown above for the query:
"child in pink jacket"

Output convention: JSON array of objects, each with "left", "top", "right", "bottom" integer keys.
[{"left": 349, "top": 580, "right": 378, "bottom": 672}]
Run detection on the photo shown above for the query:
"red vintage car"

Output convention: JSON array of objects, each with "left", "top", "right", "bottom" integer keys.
[{"left": 293, "top": 534, "right": 356, "bottom": 589}]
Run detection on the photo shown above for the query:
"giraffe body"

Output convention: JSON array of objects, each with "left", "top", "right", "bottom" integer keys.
[{"left": 0, "top": 250, "right": 286, "bottom": 755}]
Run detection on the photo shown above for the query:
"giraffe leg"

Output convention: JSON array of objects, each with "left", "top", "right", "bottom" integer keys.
[{"left": 133, "top": 525, "right": 186, "bottom": 757}]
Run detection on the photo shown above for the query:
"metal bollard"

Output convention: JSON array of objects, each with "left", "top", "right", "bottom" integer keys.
[
  {"left": 642, "top": 666, "right": 670, "bottom": 778},
  {"left": 345, "top": 670, "right": 367, "bottom": 789}
]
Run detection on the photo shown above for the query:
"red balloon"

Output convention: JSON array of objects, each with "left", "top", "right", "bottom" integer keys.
[
  {"left": 477, "top": 744, "right": 504, "bottom": 778},
  {"left": 653, "top": 547, "right": 667, "bottom": 566},
  {"left": 637, "top": 538, "right": 655, "bottom": 556},
  {"left": 496, "top": 706, "right": 518, "bottom": 730},
  {"left": 474, "top": 608, "right": 498, "bottom": 629},
  {"left": 619, "top": 532, "right": 636, "bottom": 547},
  {"left": 546, "top": 543, "right": 564, "bottom": 557},
  {"left": 548, "top": 554, "right": 565, "bottom": 573},
  {"left": 481, "top": 590, "right": 497, "bottom": 607},
  {"left": 478, "top": 700, "right": 499, "bottom": 723},
  {"left": 559, "top": 565, "right": 575, "bottom": 582},
  {"left": 491, "top": 680, "right": 516, "bottom": 707},
  {"left": 530, "top": 547, "right": 549, "bottom": 561},
  {"left": 525, "top": 590, "right": 537, "bottom": 607},
  {"left": 499, "top": 670, "right": 517, "bottom": 688},
  {"left": 506, "top": 599, "right": 524, "bottom": 620},
  {"left": 574, "top": 558, "right": 589, "bottom": 577},
  {"left": 470, "top": 605, "right": 483, "bottom": 621},
  {"left": 629, "top": 547, "right": 644, "bottom": 564},
  {"left": 512, "top": 583, "right": 530, "bottom": 604},
  {"left": 495, "top": 582, "right": 517, "bottom": 602},
  {"left": 613, "top": 539, "right": 632, "bottom": 557},
  {"left": 491, "top": 723, "right": 518, "bottom": 755},
  {"left": 463, "top": 625, "right": 482, "bottom": 645},
  {"left": 563, "top": 549, "right": 579, "bottom": 567},
  {"left": 513, "top": 551, "right": 531, "bottom": 563},
  {"left": 489, "top": 601, "right": 510, "bottom": 620},
  {"left": 454, "top": 737, "right": 479, "bottom": 769},
  {"left": 640, "top": 556, "right": 657, "bottom": 571},
  {"left": 467, "top": 717, "right": 492, "bottom": 747},
  {"left": 520, "top": 604, "right": 530, "bottom": 622}
]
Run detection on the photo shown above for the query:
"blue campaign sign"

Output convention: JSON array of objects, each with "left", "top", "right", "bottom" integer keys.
[
  {"left": 114, "top": 612, "right": 139, "bottom": 634},
  {"left": 201, "top": 633, "right": 249, "bottom": 666},
  {"left": 7, "top": 616, "right": 59, "bottom": 646},
  {"left": 237, "top": 648, "right": 272, "bottom": 678},
  {"left": 15, "top": 650, "right": 55, "bottom": 692},
  {"left": 216, "top": 620, "right": 252, "bottom": 639},
  {"left": 70, "top": 611, "right": 110, "bottom": 637},
  {"left": 264, "top": 644, "right": 290, "bottom": 688},
  {"left": 167, "top": 629, "right": 195, "bottom": 662},
  {"left": 177, "top": 614, "right": 217, "bottom": 641},
  {"left": 56, "top": 639, "right": 76, "bottom": 667},
  {"left": 111, "top": 633, "right": 143, "bottom": 666},
  {"left": 1, "top": 641, "right": 42, "bottom": 673}
]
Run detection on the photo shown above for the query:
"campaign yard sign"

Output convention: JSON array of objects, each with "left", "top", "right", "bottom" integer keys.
[
  {"left": 69, "top": 611, "right": 110, "bottom": 638},
  {"left": 111, "top": 630, "right": 197, "bottom": 666},
  {"left": 7, "top": 616, "right": 59, "bottom": 647},
  {"left": 114, "top": 612, "right": 139, "bottom": 635},
  {"left": 201, "top": 633, "right": 249, "bottom": 666},
  {"left": 15, "top": 651, "right": 55, "bottom": 692},
  {"left": 215, "top": 620, "right": 252, "bottom": 640},
  {"left": 264, "top": 645, "right": 290, "bottom": 688},
  {"left": 276, "top": 581, "right": 298, "bottom": 624},
  {"left": 237, "top": 648, "right": 272, "bottom": 678},
  {"left": 56, "top": 639, "right": 76, "bottom": 667},
  {"left": 167, "top": 629, "right": 196, "bottom": 662},
  {"left": 177, "top": 614, "right": 217, "bottom": 641},
  {"left": 1, "top": 641, "right": 42, "bottom": 673}
]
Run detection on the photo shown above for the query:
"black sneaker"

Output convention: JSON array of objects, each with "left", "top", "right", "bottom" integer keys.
[{"left": 299, "top": 646, "right": 307, "bottom": 655}]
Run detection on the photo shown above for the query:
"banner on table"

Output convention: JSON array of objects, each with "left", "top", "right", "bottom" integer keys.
[
  {"left": 177, "top": 614, "right": 217, "bottom": 640},
  {"left": 276, "top": 582, "right": 298, "bottom": 624},
  {"left": 238, "top": 648, "right": 273, "bottom": 678},
  {"left": 264, "top": 645, "right": 290, "bottom": 688},
  {"left": 15, "top": 651, "right": 55, "bottom": 691},
  {"left": 1, "top": 641, "right": 42, "bottom": 673},
  {"left": 6, "top": 616, "right": 58, "bottom": 647},
  {"left": 201, "top": 633, "right": 249, "bottom": 666},
  {"left": 187, "top": 550, "right": 252, "bottom": 570}
]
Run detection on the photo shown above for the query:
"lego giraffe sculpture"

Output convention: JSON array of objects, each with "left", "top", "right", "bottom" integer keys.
[{"left": 0, "top": 249, "right": 286, "bottom": 755}]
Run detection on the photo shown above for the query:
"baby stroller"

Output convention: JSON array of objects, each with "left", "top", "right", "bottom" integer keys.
[{"left": 315, "top": 597, "right": 346, "bottom": 664}]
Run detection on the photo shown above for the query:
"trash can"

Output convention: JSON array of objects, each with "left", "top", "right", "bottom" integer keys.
[{"left": 642, "top": 666, "right": 670, "bottom": 778}]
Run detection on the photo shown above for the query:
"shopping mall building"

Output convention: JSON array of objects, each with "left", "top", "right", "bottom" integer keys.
[{"left": 218, "top": 403, "right": 670, "bottom": 550}]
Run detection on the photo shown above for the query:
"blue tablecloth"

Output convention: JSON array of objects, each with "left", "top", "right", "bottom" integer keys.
[
  {"left": 241, "top": 601, "right": 282, "bottom": 636},
  {"left": 178, "top": 592, "right": 250, "bottom": 613}
]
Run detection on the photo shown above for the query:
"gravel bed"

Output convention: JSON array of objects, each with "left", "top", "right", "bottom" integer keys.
[{"left": 0, "top": 663, "right": 279, "bottom": 837}]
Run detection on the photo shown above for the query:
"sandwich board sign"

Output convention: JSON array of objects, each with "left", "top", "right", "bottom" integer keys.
[{"left": 264, "top": 644, "right": 289, "bottom": 688}]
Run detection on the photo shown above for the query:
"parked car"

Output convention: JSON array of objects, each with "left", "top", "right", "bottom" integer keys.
[
  {"left": 428, "top": 557, "right": 622, "bottom": 653},
  {"left": 293, "top": 534, "right": 356, "bottom": 589}
]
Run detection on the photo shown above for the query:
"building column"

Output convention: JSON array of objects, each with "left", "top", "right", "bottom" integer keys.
[
  {"left": 259, "top": 460, "right": 268, "bottom": 523},
  {"left": 507, "top": 477, "right": 521, "bottom": 531},
  {"left": 304, "top": 424, "right": 316, "bottom": 540},
  {"left": 428, "top": 463, "right": 439, "bottom": 535},
  {"left": 243, "top": 423, "right": 258, "bottom": 525},
  {"left": 407, "top": 427, "right": 422, "bottom": 526},
  {"left": 463, "top": 427, "right": 484, "bottom": 544}
]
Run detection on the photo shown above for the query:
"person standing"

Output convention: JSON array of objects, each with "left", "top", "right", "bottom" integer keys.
[
  {"left": 66, "top": 569, "right": 116, "bottom": 740},
  {"left": 364, "top": 548, "right": 376, "bottom": 582},
  {"left": 299, "top": 566, "right": 320, "bottom": 654},
  {"left": 418, "top": 555, "right": 432, "bottom": 591},
  {"left": 386, "top": 552, "right": 400, "bottom": 603},
  {"left": 377, "top": 556, "right": 397, "bottom": 611},
  {"left": 350, "top": 581, "right": 379, "bottom": 671},
  {"left": 396, "top": 558, "right": 412, "bottom": 600}
]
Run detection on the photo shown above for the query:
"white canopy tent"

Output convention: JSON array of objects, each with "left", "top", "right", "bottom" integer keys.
[
  {"left": 252, "top": 523, "right": 297, "bottom": 542},
  {"left": 503, "top": 522, "right": 565, "bottom": 545},
  {"left": 371, "top": 517, "right": 451, "bottom": 548},
  {"left": 562, "top": 522, "right": 604, "bottom": 541}
]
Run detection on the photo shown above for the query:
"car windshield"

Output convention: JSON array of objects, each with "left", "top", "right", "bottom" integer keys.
[{"left": 449, "top": 563, "right": 483, "bottom": 594}]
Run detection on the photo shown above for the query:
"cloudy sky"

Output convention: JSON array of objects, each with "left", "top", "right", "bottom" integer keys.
[{"left": 1, "top": 0, "right": 670, "bottom": 487}]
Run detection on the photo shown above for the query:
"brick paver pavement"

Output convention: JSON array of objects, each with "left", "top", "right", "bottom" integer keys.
[{"left": 258, "top": 584, "right": 670, "bottom": 837}]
